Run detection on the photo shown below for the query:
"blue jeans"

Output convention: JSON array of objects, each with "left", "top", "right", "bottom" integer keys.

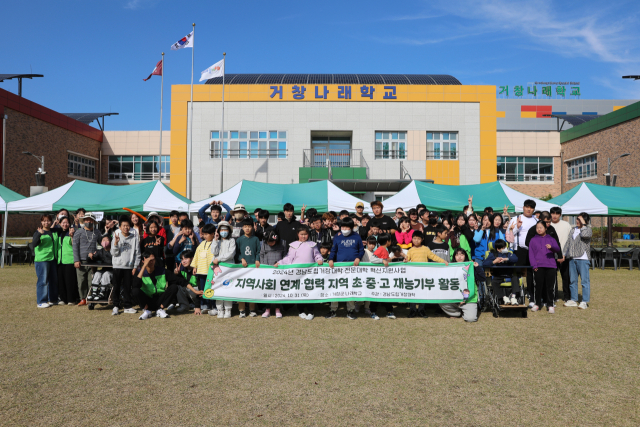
[
  {"left": 197, "top": 274, "right": 208, "bottom": 309},
  {"left": 569, "top": 259, "right": 590, "bottom": 302},
  {"left": 35, "top": 260, "right": 58, "bottom": 305}
]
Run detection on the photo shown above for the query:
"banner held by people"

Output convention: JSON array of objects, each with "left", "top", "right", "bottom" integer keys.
[{"left": 203, "top": 262, "right": 475, "bottom": 304}]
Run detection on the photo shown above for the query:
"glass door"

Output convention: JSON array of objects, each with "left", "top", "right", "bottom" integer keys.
[{"left": 311, "top": 137, "right": 351, "bottom": 167}]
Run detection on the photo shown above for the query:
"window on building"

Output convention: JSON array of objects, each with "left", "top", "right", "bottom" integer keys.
[
  {"left": 567, "top": 155, "right": 597, "bottom": 181},
  {"left": 375, "top": 131, "right": 407, "bottom": 159},
  {"left": 108, "top": 156, "right": 170, "bottom": 181},
  {"left": 427, "top": 132, "right": 457, "bottom": 159},
  {"left": 210, "top": 130, "right": 287, "bottom": 159},
  {"left": 497, "top": 156, "right": 554, "bottom": 182},
  {"left": 68, "top": 153, "right": 96, "bottom": 180}
]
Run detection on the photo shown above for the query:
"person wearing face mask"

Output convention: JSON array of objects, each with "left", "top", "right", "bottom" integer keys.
[
  {"left": 229, "top": 204, "right": 249, "bottom": 239},
  {"left": 326, "top": 217, "right": 365, "bottom": 320},
  {"left": 72, "top": 213, "right": 100, "bottom": 305},
  {"left": 483, "top": 239, "right": 520, "bottom": 306},
  {"left": 211, "top": 221, "right": 237, "bottom": 318}
]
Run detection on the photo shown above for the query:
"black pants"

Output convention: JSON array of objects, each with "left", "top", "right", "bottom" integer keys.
[
  {"left": 515, "top": 247, "right": 534, "bottom": 299},
  {"left": 557, "top": 260, "right": 570, "bottom": 301},
  {"left": 370, "top": 302, "right": 394, "bottom": 314},
  {"left": 57, "top": 263, "right": 79, "bottom": 304},
  {"left": 112, "top": 268, "right": 134, "bottom": 309},
  {"left": 491, "top": 275, "right": 521, "bottom": 300},
  {"left": 532, "top": 267, "right": 556, "bottom": 308},
  {"left": 133, "top": 285, "right": 179, "bottom": 311}
]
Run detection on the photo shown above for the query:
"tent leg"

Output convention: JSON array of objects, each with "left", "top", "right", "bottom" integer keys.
[{"left": 1, "top": 208, "right": 7, "bottom": 269}]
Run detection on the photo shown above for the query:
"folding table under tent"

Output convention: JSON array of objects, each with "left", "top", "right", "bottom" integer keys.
[
  {"left": 381, "top": 180, "right": 557, "bottom": 213},
  {"left": 1, "top": 184, "right": 26, "bottom": 268},
  {"left": 5, "top": 180, "right": 193, "bottom": 214},
  {"left": 549, "top": 183, "right": 640, "bottom": 216},
  {"left": 190, "top": 180, "right": 372, "bottom": 215}
]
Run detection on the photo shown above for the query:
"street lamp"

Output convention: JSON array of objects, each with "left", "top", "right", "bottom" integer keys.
[
  {"left": 22, "top": 151, "right": 46, "bottom": 186},
  {"left": 605, "top": 153, "right": 630, "bottom": 246}
]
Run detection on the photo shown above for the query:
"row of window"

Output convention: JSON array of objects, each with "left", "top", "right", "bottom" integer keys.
[
  {"left": 210, "top": 130, "right": 287, "bottom": 159},
  {"left": 497, "top": 156, "right": 554, "bottom": 182},
  {"left": 567, "top": 155, "right": 597, "bottom": 181},
  {"left": 68, "top": 154, "right": 96, "bottom": 180},
  {"left": 108, "top": 156, "right": 170, "bottom": 181}
]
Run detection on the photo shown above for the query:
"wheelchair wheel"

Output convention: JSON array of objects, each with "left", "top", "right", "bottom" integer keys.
[{"left": 520, "top": 309, "right": 527, "bottom": 318}]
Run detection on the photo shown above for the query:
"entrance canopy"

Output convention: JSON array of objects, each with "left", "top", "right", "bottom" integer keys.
[
  {"left": 381, "top": 181, "right": 557, "bottom": 213},
  {"left": 549, "top": 183, "right": 640, "bottom": 216},
  {"left": 190, "top": 180, "right": 371, "bottom": 215},
  {"left": 0, "top": 184, "right": 25, "bottom": 211},
  {"left": 7, "top": 180, "right": 192, "bottom": 214}
]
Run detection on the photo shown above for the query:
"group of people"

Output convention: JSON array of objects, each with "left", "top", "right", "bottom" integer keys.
[{"left": 31, "top": 195, "right": 593, "bottom": 321}]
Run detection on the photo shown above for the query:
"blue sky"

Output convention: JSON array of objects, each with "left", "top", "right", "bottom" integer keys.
[{"left": 2, "top": 0, "right": 640, "bottom": 130}]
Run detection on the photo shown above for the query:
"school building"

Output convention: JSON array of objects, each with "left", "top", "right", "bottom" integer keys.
[{"left": 165, "top": 74, "right": 638, "bottom": 202}]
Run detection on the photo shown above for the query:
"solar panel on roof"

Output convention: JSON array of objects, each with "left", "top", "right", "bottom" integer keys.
[
  {"left": 358, "top": 74, "right": 384, "bottom": 84},
  {"left": 333, "top": 74, "right": 359, "bottom": 84},
  {"left": 405, "top": 75, "right": 437, "bottom": 85},
  {"left": 231, "top": 74, "right": 261, "bottom": 84},
  {"left": 551, "top": 114, "right": 601, "bottom": 126},
  {"left": 256, "top": 74, "right": 285, "bottom": 84},
  {"left": 204, "top": 74, "right": 461, "bottom": 85},
  {"left": 282, "top": 74, "right": 308, "bottom": 84},
  {"left": 307, "top": 74, "right": 333, "bottom": 84},
  {"left": 380, "top": 74, "right": 410, "bottom": 84}
]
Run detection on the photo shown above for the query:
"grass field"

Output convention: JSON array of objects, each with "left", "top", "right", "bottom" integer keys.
[{"left": 1, "top": 264, "right": 639, "bottom": 426}]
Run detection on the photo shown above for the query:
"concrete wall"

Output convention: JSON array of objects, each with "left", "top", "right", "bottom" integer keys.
[
  {"left": 101, "top": 131, "right": 170, "bottom": 184},
  {"left": 187, "top": 101, "right": 480, "bottom": 201}
]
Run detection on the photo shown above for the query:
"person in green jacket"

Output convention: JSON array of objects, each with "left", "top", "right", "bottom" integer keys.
[
  {"left": 54, "top": 216, "right": 79, "bottom": 305},
  {"left": 132, "top": 251, "right": 179, "bottom": 320},
  {"left": 33, "top": 214, "right": 59, "bottom": 308}
]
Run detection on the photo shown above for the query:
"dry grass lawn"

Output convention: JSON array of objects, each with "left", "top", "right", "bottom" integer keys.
[{"left": 1, "top": 264, "right": 639, "bottom": 426}]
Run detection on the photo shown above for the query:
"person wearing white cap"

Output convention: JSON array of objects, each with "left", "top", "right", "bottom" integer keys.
[
  {"left": 229, "top": 204, "right": 249, "bottom": 239},
  {"left": 72, "top": 213, "right": 99, "bottom": 305}
]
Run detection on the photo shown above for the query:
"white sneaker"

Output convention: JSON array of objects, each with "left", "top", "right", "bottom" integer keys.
[
  {"left": 305, "top": 313, "right": 315, "bottom": 320},
  {"left": 124, "top": 308, "right": 137, "bottom": 314},
  {"left": 249, "top": 311, "right": 258, "bottom": 317},
  {"left": 48, "top": 302, "right": 54, "bottom": 307},
  {"left": 299, "top": 313, "right": 307, "bottom": 319},
  {"left": 37, "top": 303, "right": 49, "bottom": 309},
  {"left": 578, "top": 302, "right": 588, "bottom": 310},
  {"left": 564, "top": 300, "right": 578, "bottom": 307},
  {"left": 156, "top": 309, "right": 170, "bottom": 318},
  {"left": 138, "top": 310, "right": 152, "bottom": 320},
  {"left": 165, "top": 304, "right": 175, "bottom": 311},
  {"left": 548, "top": 307, "right": 555, "bottom": 314},
  {"left": 112, "top": 307, "right": 119, "bottom": 316},
  {"left": 528, "top": 301, "right": 535, "bottom": 309},
  {"left": 217, "top": 309, "right": 224, "bottom": 319},
  {"left": 502, "top": 296, "right": 510, "bottom": 305},
  {"left": 208, "top": 308, "right": 218, "bottom": 316},
  {"left": 201, "top": 308, "right": 209, "bottom": 314},
  {"left": 223, "top": 309, "right": 231, "bottom": 318},
  {"left": 58, "top": 301, "right": 66, "bottom": 305},
  {"left": 67, "top": 302, "right": 74, "bottom": 306},
  {"left": 239, "top": 311, "right": 247, "bottom": 318}
]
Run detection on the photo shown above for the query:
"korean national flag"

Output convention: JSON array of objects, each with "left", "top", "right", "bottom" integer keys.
[
  {"left": 171, "top": 30, "right": 194, "bottom": 50},
  {"left": 200, "top": 59, "right": 224, "bottom": 81}
]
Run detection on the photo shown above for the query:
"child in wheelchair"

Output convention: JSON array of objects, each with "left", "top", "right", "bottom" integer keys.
[
  {"left": 482, "top": 239, "right": 521, "bottom": 306},
  {"left": 87, "top": 235, "right": 114, "bottom": 302}
]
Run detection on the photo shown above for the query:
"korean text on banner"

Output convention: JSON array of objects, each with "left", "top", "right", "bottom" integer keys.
[{"left": 203, "top": 262, "right": 475, "bottom": 304}]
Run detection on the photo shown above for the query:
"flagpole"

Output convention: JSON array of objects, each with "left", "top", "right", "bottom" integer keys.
[
  {"left": 188, "top": 22, "right": 195, "bottom": 200},
  {"left": 221, "top": 52, "right": 226, "bottom": 194},
  {"left": 159, "top": 52, "right": 164, "bottom": 181}
]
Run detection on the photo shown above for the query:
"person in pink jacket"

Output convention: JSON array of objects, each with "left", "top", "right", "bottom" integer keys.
[
  {"left": 276, "top": 225, "right": 323, "bottom": 320},
  {"left": 395, "top": 217, "right": 414, "bottom": 249}
]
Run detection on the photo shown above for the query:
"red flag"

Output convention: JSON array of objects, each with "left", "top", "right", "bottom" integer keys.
[{"left": 143, "top": 59, "right": 163, "bottom": 81}]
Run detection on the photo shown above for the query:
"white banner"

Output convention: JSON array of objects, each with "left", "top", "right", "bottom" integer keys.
[{"left": 204, "top": 262, "right": 476, "bottom": 303}]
